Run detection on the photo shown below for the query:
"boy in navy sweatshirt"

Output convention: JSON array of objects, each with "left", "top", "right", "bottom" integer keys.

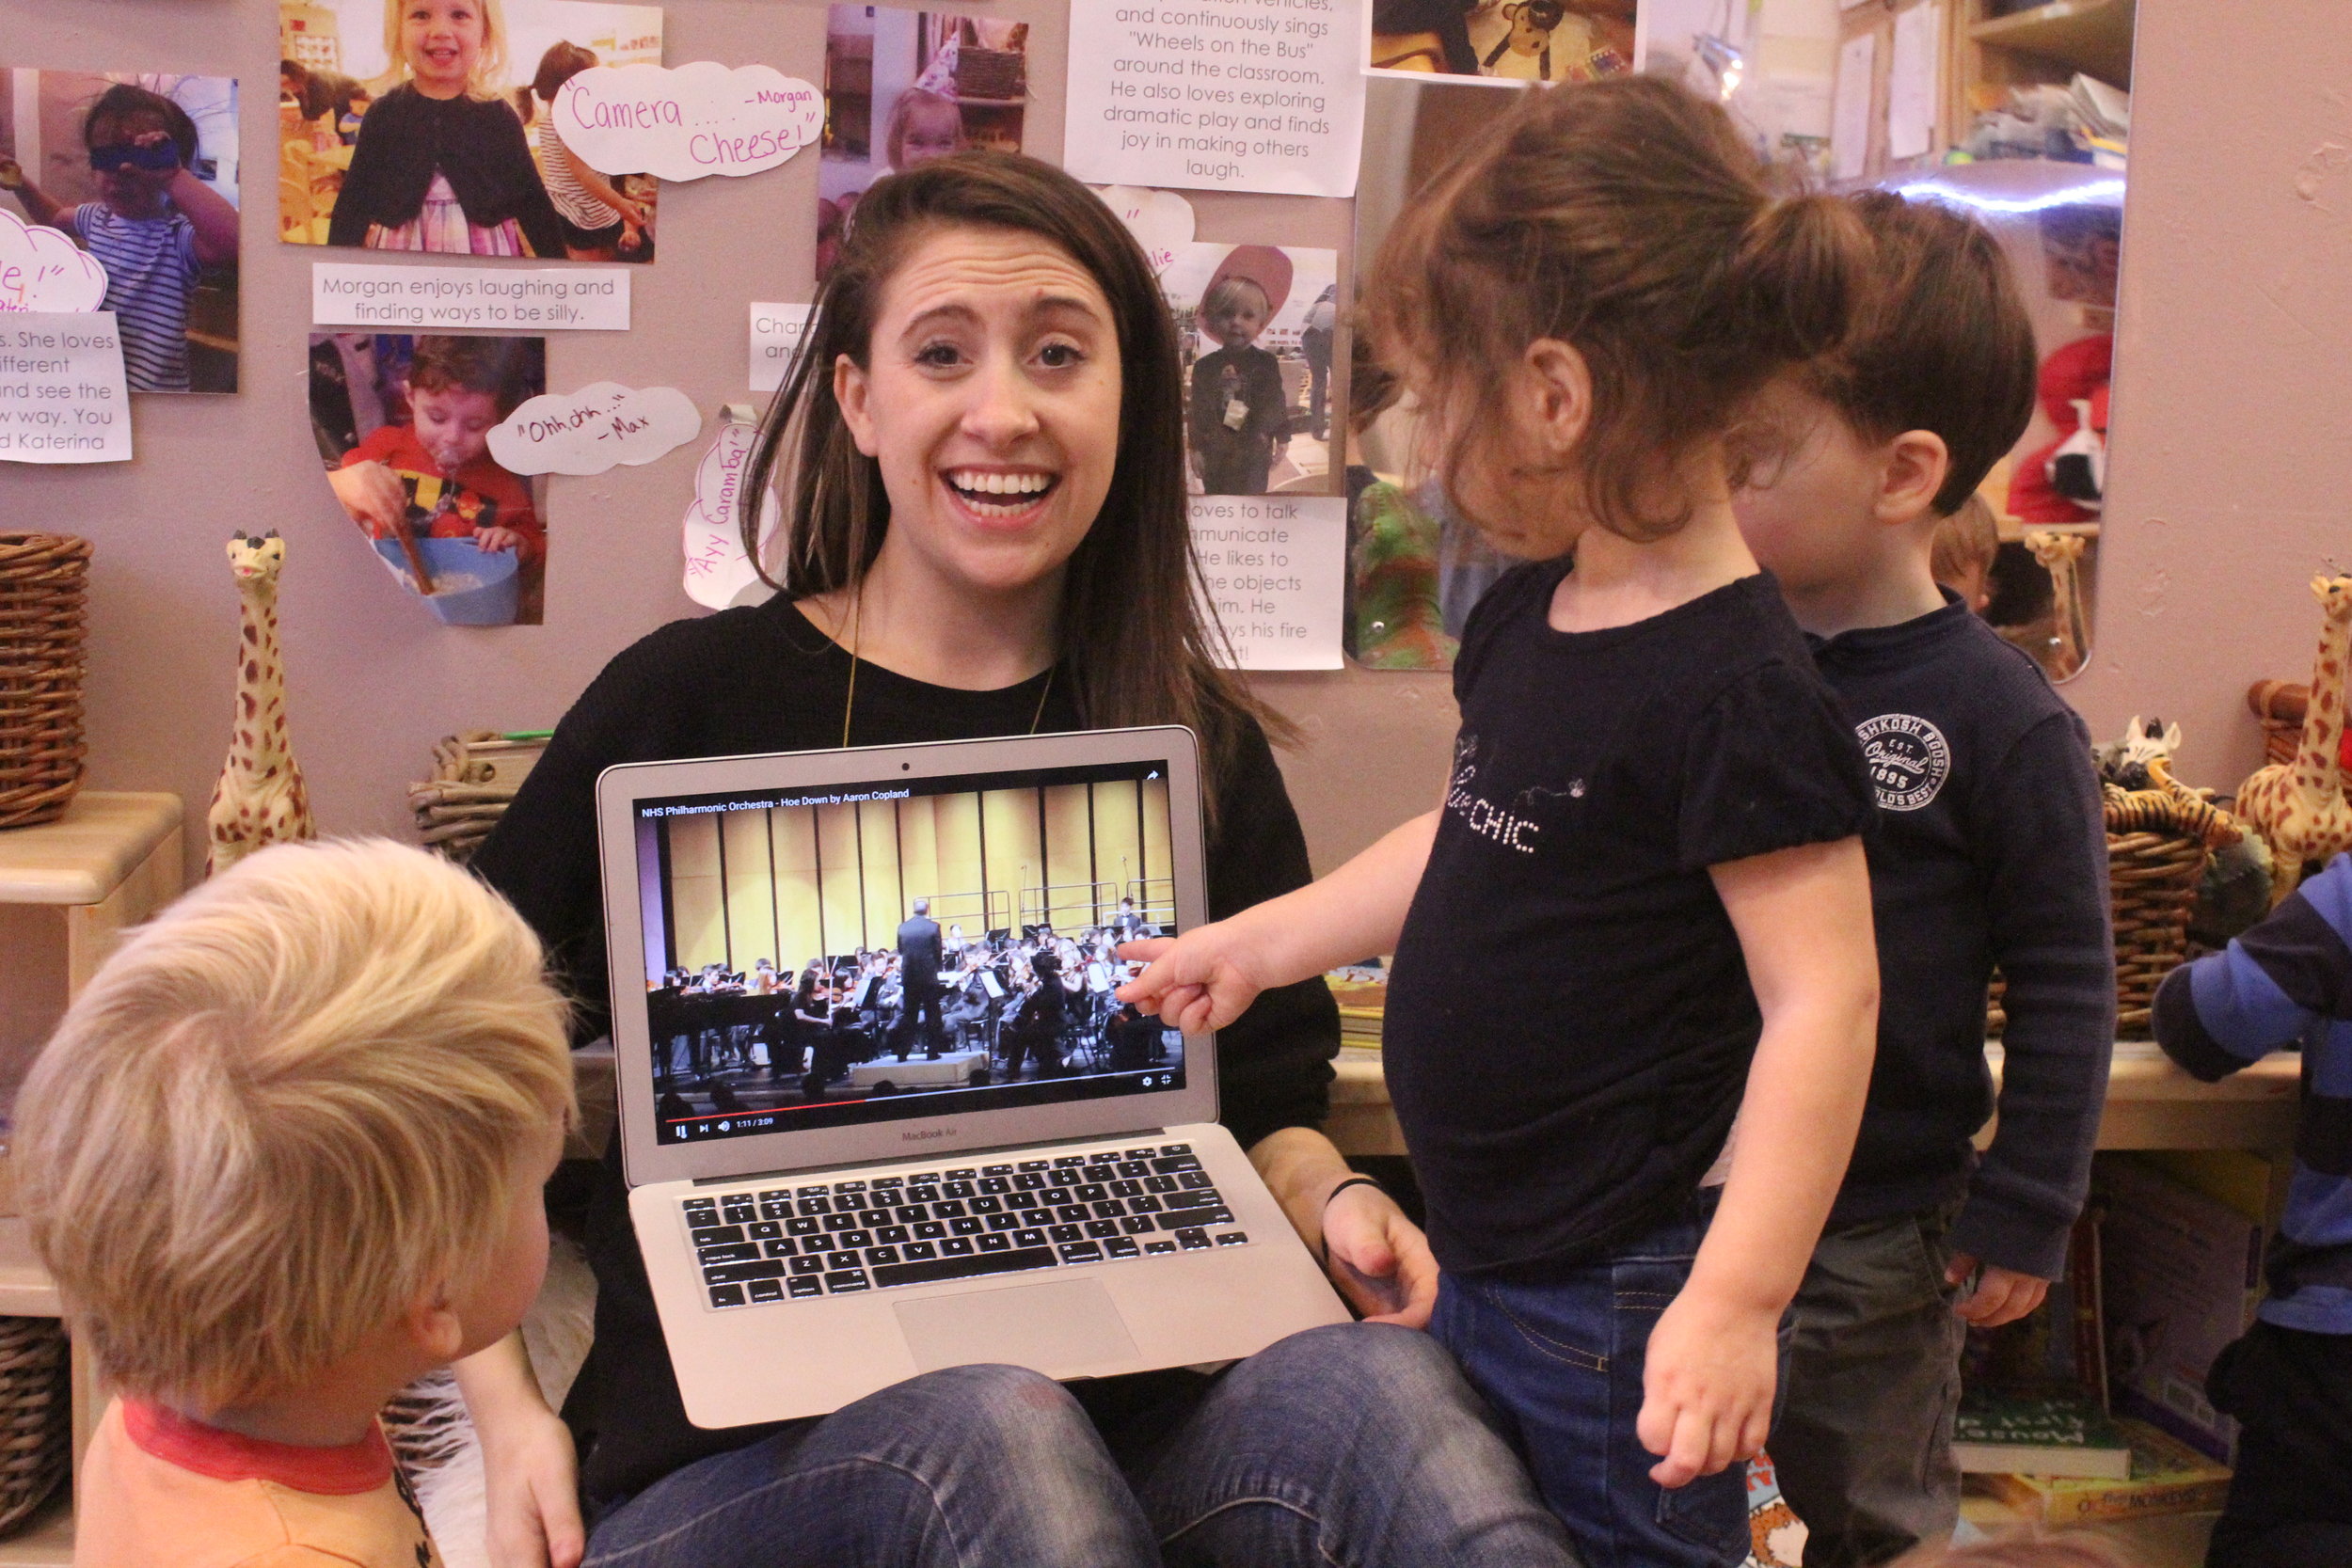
[
  {"left": 1734, "top": 192, "right": 2117, "bottom": 1566},
  {"left": 2156, "top": 858, "right": 2352, "bottom": 1567}
]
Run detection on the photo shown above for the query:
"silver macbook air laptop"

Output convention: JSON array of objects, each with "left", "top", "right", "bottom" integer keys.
[{"left": 596, "top": 726, "right": 1349, "bottom": 1427}]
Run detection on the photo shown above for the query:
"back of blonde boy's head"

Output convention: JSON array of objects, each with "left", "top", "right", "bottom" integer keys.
[
  {"left": 1363, "top": 75, "right": 1871, "bottom": 543},
  {"left": 14, "top": 839, "right": 572, "bottom": 1410}
]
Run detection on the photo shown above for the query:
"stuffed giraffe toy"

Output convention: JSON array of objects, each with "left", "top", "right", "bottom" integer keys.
[
  {"left": 2235, "top": 574, "right": 2352, "bottom": 905},
  {"left": 2026, "top": 530, "right": 2090, "bottom": 676},
  {"left": 206, "top": 532, "right": 313, "bottom": 876}
]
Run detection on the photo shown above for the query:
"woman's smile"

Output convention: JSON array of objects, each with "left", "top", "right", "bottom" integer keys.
[{"left": 941, "top": 467, "right": 1061, "bottom": 525}]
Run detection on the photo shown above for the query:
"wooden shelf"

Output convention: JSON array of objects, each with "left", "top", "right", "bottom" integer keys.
[
  {"left": 1970, "top": 0, "right": 2137, "bottom": 89},
  {"left": 0, "top": 794, "right": 181, "bottom": 907},
  {"left": 1328, "top": 1041, "right": 2300, "bottom": 1159}
]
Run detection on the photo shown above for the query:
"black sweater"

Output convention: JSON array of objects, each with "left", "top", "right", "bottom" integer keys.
[
  {"left": 1811, "top": 596, "right": 2113, "bottom": 1280},
  {"left": 469, "top": 595, "right": 1339, "bottom": 1503},
  {"left": 327, "top": 85, "right": 567, "bottom": 256}
]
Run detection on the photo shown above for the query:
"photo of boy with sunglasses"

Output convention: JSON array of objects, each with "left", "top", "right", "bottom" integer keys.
[{"left": 0, "top": 82, "right": 238, "bottom": 392}]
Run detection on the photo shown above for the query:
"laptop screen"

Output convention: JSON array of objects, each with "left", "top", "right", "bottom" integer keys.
[{"left": 630, "top": 757, "right": 1188, "bottom": 1146}]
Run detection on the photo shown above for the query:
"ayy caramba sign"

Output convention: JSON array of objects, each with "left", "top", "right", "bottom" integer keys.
[{"left": 553, "top": 62, "right": 822, "bottom": 182}]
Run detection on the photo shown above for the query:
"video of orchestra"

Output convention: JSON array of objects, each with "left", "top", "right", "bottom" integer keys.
[{"left": 634, "top": 762, "right": 1189, "bottom": 1142}]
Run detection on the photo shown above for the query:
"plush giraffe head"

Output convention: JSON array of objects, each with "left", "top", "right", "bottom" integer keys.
[
  {"left": 2310, "top": 574, "right": 2352, "bottom": 621},
  {"left": 226, "top": 531, "right": 286, "bottom": 591}
]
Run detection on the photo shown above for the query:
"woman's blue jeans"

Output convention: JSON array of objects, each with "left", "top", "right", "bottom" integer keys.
[{"left": 580, "top": 1322, "right": 1580, "bottom": 1567}]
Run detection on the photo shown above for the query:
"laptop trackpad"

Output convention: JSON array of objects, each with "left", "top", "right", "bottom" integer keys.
[{"left": 894, "top": 1278, "right": 1139, "bottom": 1375}]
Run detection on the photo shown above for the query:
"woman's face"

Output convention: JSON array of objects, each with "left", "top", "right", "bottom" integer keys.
[
  {"left": 835, "top": 226, "right": 1124, "bottom": 602},
  {"left": 402, "top": 0, "right": 485, "bottom": 96}
]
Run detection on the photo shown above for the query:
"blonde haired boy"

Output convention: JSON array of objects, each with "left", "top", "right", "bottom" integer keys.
[{"left": 15, "top": 839, "right": 572, "bottom": 1567}]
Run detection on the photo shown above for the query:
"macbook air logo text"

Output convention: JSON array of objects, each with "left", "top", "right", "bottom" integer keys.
[{"left": 903, "top": 1128, "right": 954, "bottom": 1141}]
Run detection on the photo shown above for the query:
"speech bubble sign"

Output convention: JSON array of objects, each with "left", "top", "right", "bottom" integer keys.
[
  {"left": 1089, "top": 187, "right": 1195, "bottom": 277},
  {"left": 488, "top": 382, "right": 702, "bottom": 476},
  {"left": 0, "top": 209, "right": 108, "bottom": 312},
  {"left": 553, "top": 62, "right": 821, "bottom": 182},
  {"left": 682, "top": 417, "right": 781, "bottom": 610}
]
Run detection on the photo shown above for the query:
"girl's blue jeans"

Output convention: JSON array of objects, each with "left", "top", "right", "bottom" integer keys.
[{"left": 1431, "top": 1194, "right": 1788, "bottom": 1568}]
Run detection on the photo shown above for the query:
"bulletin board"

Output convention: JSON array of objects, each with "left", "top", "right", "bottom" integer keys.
[{"left": 0, "top": 0, "right": 1453, "bottom": 875}]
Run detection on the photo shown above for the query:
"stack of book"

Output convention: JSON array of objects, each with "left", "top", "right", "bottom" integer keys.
[
  {"left": 1950, "top": 1150, "right": 2266, "bottom": 1527},
  {"left": 1324, "top": 965, "right": 1388, "bottom": 1053}
]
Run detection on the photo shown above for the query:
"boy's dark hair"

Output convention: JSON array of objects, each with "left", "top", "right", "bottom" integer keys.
[
  {"left": 533, "top": 41, "right": 599, "bottom": 103},
  {"left": 1813, "top": 190, "right": 2039, "bottom": 517},
  {"left": 1366, "top": 76, "right": 1871, "bottom": 542},
  {"left": 84, "top": 83, "right": 199, "bottom": 167},
  {"left": 407, "top": 336, "right": 533, "bottom": 419}
]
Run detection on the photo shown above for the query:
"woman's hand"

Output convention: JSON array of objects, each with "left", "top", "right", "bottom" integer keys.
[
  {"left": 454, "top": 1334, "right": 586, "bottom": 1568},
  {"left": 1321, "top": 1178, "right": 1438, "bottom": 1327},
  {"left": 1637, "top": 1286, "right": 1778, "bottom": 1489},
  {"left": 326, "top": 460, "right": 409, "bottom": 535}
]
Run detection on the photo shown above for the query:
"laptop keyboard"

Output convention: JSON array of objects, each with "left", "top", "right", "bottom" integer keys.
[{"left": 684, "top": 1142, "right": 1252, "bottom": 1309}]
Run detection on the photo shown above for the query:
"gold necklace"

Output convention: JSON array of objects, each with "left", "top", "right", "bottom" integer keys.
[{"left": 838, "top": 594, "right": 1057, "bottom": 747}]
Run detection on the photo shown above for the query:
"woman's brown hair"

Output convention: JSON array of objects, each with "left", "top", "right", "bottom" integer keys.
[
  {"left": 1364, "top": 74, "right": 1870, "bottom": 542},
  {"left": 739, "top": 150, "right": 1286, "bottom": 789}
]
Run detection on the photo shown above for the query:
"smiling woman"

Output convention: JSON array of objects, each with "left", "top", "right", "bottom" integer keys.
[
  {"left": 742, "top": 152, "right": 1241, "bottom": 772},
  {"left": 458, "top": 151, "right": 1577, "bottom": 1567}
]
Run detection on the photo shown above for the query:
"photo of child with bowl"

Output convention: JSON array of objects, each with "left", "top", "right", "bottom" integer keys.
[{"left": 310, "top": 332, "right": 548, "bottom": 625}]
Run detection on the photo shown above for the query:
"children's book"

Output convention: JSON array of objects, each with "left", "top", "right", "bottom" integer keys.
[
  {"left": 1953, "top": 1394, "right": 2135, "bottom": 1479},
  {"left": 2098, "top": 1154, "right": 2266, "bottom": 1463},
  {"left": 1976, "top": 1417, "right": 2232, "bottom": 1524}
]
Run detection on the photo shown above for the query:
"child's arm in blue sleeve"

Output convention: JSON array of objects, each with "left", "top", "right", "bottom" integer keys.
[
  {"left": 2154, "top": 855, "right": 2352, "bottom": 1079},
  {"left": 1953, "top": 708, "right": 2115, "bottom": 1281}
]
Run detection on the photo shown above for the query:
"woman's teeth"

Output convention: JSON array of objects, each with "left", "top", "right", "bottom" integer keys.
[{"left": 946, "top": 470, "right": 1056, "bottom": 509}]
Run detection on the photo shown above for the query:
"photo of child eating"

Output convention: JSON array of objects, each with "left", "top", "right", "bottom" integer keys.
[{"left": 309, "top": 332, "right": 548, "bottom": 625}]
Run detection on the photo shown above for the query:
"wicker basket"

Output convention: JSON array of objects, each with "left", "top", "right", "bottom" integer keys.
[
  {"left": 408, "top": 730, "right": 548, "bottom": 863},
  {"left": 0, "top": 1317, "right": 70, "bottom": 1537},
  {"left": 1989, "top": 777, "right": 2241, "bottom": 1039},
  {"left": 954, "top": 46, "right": 1026, "bottom": 100},
  {"left": 0, "top": 534, "right": 92, "bottom": 831}
]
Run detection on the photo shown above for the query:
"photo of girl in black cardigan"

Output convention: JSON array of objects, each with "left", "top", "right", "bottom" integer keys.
[{"left": 310, "top": 0, "right": 571, "bottom": 256}]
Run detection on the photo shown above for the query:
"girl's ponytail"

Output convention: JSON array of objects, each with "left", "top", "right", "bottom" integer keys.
[
  {"left": 1364, "top": 76, "right": 1875, "bottom": 542},
  {"left": 1709, "top": 193, "right": 1872, "bottom": 367}
]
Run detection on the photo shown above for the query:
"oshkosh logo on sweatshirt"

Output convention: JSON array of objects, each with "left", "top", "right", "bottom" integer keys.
[
  {"left": 1857, "top": 713, "right": 1950, "bottom": 811},
  {"left": 1446, "top": 738, "right": 1541, "bottom": 853}
]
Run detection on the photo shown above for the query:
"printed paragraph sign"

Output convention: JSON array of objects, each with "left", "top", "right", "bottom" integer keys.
[
  {"left": 554, "top": 62, "right": 822, "bottom": 181},
  {"left": 488, "top": 381, "right": 701, "bottom": 475},
  {"left": 0, "top": 312, "right": 131, "bottom": 463},
  {"left": 0, "top": 209, "right": 107, "bottom": 313}
]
